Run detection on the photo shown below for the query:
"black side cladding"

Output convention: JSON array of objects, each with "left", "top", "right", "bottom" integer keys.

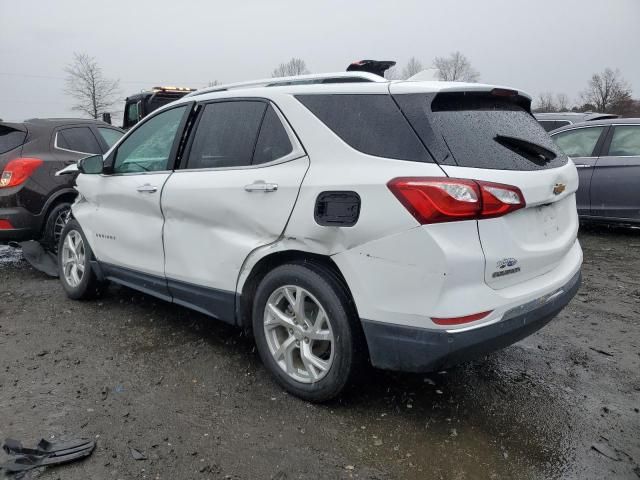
[
  {"left": 394, "top": 92, "right": 569, "bottom": 171},
  {"left": 296, "top": 94, "right": 433, "bottom": 163}
]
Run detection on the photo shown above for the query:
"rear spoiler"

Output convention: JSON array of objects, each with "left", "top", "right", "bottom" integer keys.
[{"left": 347, "top": 60, "right": 396, "bottom": 78}]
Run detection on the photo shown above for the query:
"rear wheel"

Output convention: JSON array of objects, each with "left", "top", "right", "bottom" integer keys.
[
  {"left": 42, "top": 202, "right": 71, "bottom": 253},
  {"left": 252, "top": 263, "right": 363, "bottom": 402},
  {"left": 58, "top": 220, "right": 105, "bottom": 299}
]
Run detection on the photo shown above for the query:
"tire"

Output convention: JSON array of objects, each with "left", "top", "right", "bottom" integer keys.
[
  {"left": 252, "top": 262, "right": 365, "bottom": 402},
  {"left": 58, "top": 219, "right": 105, "bottom": 300},
  {"left": 42, "top": 202, "right": 71, "bottom": 253}
]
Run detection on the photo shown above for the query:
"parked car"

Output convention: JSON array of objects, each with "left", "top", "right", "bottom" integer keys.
[
  {"left": 0, "top": 119, "right": 123, "bottom": 250},
  {"left": 535, "top": 112, "right": 619, "bottom": 132},
  {"left": 57, "top": 72, "right": 582, "bottom": 402},
  {"left": 549, "top": 118, "right": 640, "bottom": 224}
]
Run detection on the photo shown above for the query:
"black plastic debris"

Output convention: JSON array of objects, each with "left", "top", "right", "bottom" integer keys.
[
  {"left": 130, "top": 447, "right": 146, "bottom": 460},
  {"left": 0, "top": 437, "right": 95, "bottom": 477},
  {"left": 16, "top": 241, "right": 58, "bottom": 277}
]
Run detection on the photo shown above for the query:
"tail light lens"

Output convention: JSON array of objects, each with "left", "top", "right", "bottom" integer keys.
[
  {"left": 387, "top": 177, "right": 525, "bottom": 224},
  {"left": 0, "top": 158, "right": 44, "bottom": 188},
  {"left": 0, "top": 219, "right": 14, "bottom": 230}
]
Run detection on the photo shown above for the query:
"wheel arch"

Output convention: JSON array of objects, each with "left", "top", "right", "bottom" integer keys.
[
  {"left": 236, "top": 248, "right": 360, "bottom": 332},
  {"left": 39, "top": 188, "right": 77, "bottom": 234}
]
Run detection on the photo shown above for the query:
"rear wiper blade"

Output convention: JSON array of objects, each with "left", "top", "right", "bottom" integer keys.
[{"left": 494, "top": 135, "right": 556, "bottom": 165}]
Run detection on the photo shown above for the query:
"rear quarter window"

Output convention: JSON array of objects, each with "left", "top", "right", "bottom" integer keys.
[
  {"left": 296, "top": 94, "right": 431, "bottom": 162},
  {"left": 0, "top": 125, "right": 26, "bottom": 154}
]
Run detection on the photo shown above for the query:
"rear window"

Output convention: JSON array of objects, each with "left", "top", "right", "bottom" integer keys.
[
  {"left": 0, "top": 125, "right": 26, "bottom": 154},
  {"left": 296, "top": 94, "right": 430, "bottom": 162},
  {"left": 396, "top": 92, "right": 568, "bottom": 171},
  {"left": 57, "top": 127, "right": 102, "bottom": 154}
]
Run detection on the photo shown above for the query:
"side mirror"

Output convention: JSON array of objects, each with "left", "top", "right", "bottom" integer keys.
[{"left": 77, "top": 155, "right": 104, "bottom": 174}]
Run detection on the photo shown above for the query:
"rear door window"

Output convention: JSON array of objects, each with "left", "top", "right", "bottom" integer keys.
[
  {"left": 606, "top": 125, "right": 640, "bottom": 156},
  {"left": 0, "top": 125, "right": 26, "bottom": 154},
  {"left": 296, "top": 94, "right": 430, "bottom": 162},
  {"left": 186, "top": 101, "right": 266, "bottom": 169},
  {"left": 252, "top": 105, "right": 293, "bottom": 165},
  {"left": 552, "top": 127, "right": 606, "bottom": 157},
  {"left": 57, "top": 127, "right": 102, "bottom": 154}
]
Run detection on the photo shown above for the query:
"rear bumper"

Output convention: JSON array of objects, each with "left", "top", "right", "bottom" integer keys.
[
  {"left": 362, "top": 270, "right": 581, "bottom": 372},
  {"left": 0, "top": 207, "right": 40, "bottom": 242}
]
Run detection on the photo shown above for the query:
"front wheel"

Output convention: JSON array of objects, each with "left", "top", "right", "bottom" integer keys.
[
  {"left": 252, "top": 263, "right": 363, "bottom": 402},
  {"left": 58, "top": 220, "right": 105, "bottom": 299}
]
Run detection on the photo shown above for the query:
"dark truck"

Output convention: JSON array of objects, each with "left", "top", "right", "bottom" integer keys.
[{"left": 122, "top": 86, "right": 195, "bottom": 129}]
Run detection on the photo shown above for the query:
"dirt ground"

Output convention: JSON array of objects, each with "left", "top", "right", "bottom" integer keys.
[{"left": 0, "top": 225, "right": 638, "bottom": 480}]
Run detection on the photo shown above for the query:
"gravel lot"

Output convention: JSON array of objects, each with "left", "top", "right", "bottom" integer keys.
[{"left": 0, "top": 225, "right": 638, "bottom": 479}]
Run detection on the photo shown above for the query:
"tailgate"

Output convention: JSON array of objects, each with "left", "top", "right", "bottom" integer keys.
[
  {"left": 390, "top": 85, "right": 580, "bottom": 290},
  {"left": 441, "top": 163, "right": 579, "bottom": 289}
]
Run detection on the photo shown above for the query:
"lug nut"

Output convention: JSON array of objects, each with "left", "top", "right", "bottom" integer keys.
[
  {"left": 304, "top": 337, "right": 310, "bottom": 344},
  {"left": 288, "top": 328, "right": 293, "bottom": 335},
  {"left": 296, "top": 340, "right": 300, "bottom": 346},
  {"left": 303, "top": 325, "right": 308, "bottom": 330}
]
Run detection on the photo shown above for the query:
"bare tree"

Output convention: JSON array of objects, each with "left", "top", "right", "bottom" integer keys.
[
  {"left": 433, "top": 51, "right": 480, "bottom": 82},
  {"left": 534, "top": 92, "right": 557, "bottom": 112},
  {"left": 207, "top": 80, "right": 220, "bottom": 87},
  {"left": 401, "top": 57, "right": 424, "bottom": 79},
  {"left": 64, "top": 53, "right": 120, "bottom": 119},
  {"left": 272, "top": 58, "right": 310, "bottom": 78},
  {"left": 581, "top": 68, "right": 632, "bottom": 113},
  {"left": 555, "top": 93, "right": 570, "bottom": 111}
]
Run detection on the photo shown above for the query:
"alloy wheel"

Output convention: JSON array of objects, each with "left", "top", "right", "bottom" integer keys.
[
  {"left": 61, "top": 230, "right": 86, "bottom": 287},
  {"left": 263, "top": 285, "right": 335, "bottom": 383}
]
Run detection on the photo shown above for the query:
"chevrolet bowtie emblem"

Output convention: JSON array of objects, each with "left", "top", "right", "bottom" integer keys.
[{"left": 553, "top": 183, "right": 566, "bottom": 195}]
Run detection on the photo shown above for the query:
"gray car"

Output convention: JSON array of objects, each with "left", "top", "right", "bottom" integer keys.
[
  {"left": 550, "top": 118, "right": 640, "bottom": 224},
  {"left": 535, "top": 112, "right": 619, "bottom": 132}
]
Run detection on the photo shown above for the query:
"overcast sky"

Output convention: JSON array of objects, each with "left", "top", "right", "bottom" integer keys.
[{"left": 1, "top": 0, "right": 638, "bottom": 122}]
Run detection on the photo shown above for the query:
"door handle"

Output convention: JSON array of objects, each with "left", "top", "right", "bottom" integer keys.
[
  {"left": 244, "top": 181, "right": 278, "bottom": 192},
  {"left": 136, "top": 184, "right": 158, "bottom": 193},
  {"left": 574, "top": 164, "right": 592, "bottom": 168}
]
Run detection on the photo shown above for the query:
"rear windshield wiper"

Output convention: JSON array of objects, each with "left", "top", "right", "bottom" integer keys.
[{"left": 494, "top": 135, "right": 556, "bottom": 166}]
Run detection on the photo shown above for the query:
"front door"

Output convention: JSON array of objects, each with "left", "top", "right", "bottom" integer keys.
[
  {"left": 551, "top": 125, "right": 608, "bottom": 216},
  {"left": 590, "top": 124, "right": 640, "bottom": 221},
  {"left": 161, "top": 100, "right": 309, "bottom": 322},
  {"left": 74, "top": 105, "right": 190, "bottom": 288}
]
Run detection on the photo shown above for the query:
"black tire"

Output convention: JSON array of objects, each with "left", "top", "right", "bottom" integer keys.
[
  {"left": 252, "top": 262, "right": 365, "bottom": 402},
  {"left": 57, "top": 219, "right": 105, "bottom": 300},
  {"left": 42, "top": 202, "right": 71, "bottom": 253}
]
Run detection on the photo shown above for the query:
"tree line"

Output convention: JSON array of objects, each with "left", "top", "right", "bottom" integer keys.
[
  {"left": 533, "top": 68, "right": 635, "bottom": 115},
  {"left": 62, "top": 52, "right": 636, "bottom": 120}
]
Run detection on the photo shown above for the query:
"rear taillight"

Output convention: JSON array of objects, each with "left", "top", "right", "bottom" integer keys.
[
  {"left": 0, "top": 219, "right": 14, "bottom": 230},
  {"left": 387, "top": 177, "right": 525, "bottom": 224},
  {"left": 0, "top": 158, "right": 44, "bottom": 188}
]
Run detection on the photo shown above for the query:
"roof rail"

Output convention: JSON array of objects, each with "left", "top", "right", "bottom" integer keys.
[{"left": 185, "top": 71, "right": 387, "bottom": 98}]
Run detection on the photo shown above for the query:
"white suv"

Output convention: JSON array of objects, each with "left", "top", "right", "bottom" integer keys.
[{"left": 58, "top": 71, "right": 582, "bottom": 402}]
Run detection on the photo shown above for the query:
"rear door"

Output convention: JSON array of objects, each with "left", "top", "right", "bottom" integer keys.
[
  {"left": 75, "top": 105, "right": 190, "bottom": 285},
  {"left": 392, "top": 86, "right": 579, "bottom": 290},
  {"left": 550, "top": 125, "right": 609, "bottom": 215},
  {"left": 589, "top": 124, "right": 640, "bottom": 221},
  {"left": 161, "top": 100, "right": 309, "bottom": 320}
]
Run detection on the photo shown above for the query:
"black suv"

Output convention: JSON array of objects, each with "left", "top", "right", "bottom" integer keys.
[{"left": 0, "top": 119, "right": 123, "bottom": 249}]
